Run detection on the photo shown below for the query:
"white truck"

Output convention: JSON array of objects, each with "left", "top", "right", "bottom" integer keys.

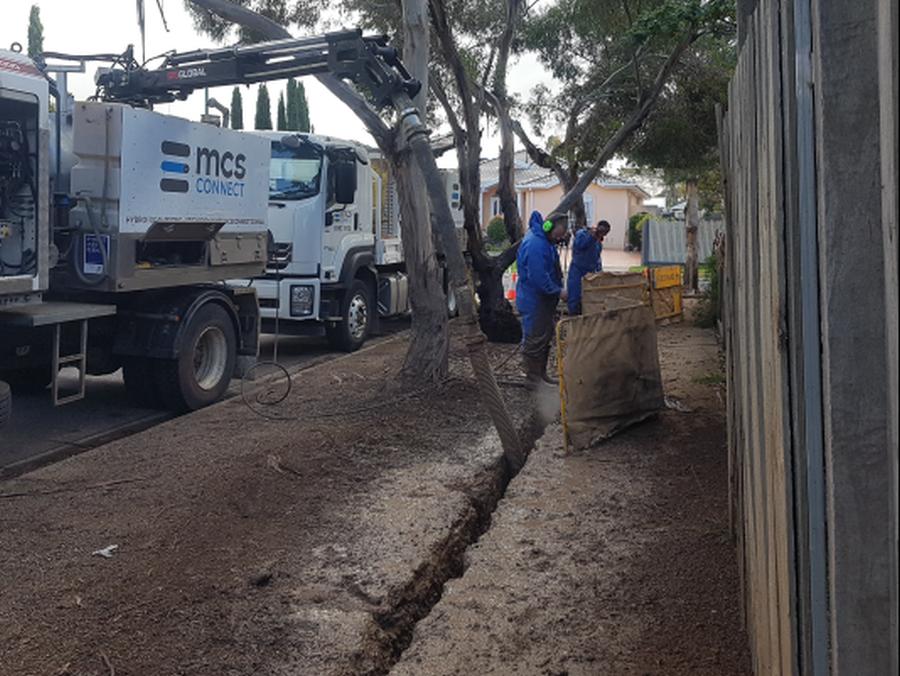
[
  {"left": 1, "top": 30, "right": 426, "bottom": 426},
  {"left": 0, "top": 47, "right": 267, "bottom": 422},
  {"left": 242, "top": 131, "right": 462, "bottom": 351}
]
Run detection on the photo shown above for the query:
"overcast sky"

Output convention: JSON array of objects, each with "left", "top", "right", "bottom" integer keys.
[{"left": 1, "top": 0, "right": 558, "bottom": 168}]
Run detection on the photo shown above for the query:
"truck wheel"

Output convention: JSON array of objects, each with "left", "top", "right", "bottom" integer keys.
[
  {"left": 0, "top": 381, "right": 11, "bottom": 429},
  {"left": 155, "top": 304, "right": 237, "bottom": 412},
  {"left": 327, "top": 279, "right": 371, "bottom": 352},
  {"left": 122, "top": 357, "right": 163, "bottom": 408},
  {"left": 0, "top": 367, "right": 53, "bottom": 394}
]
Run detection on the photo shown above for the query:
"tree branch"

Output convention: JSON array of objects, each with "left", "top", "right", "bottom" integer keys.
[
  {"left": 548, "top": 32, "right": 696, "bottom": 220},
  {"left": 315, "top": 75, "right": 394, "bottom": 152},
  {"left": 492, "top": 0, "right": 522, "bottom": 99},
  {"left": 477, "top": 45, "right": 498, "bottom": 114},
  {"left": 428, "top": 0, "right": 479, "bottom": 139},
  {"left": 430, "top": 75, "right": 465, "bottom": 141},
  {"left": 511, "top": 119, "right": 568, "bottom": 184},
  {"left": 187, "top": 0, "right": 394, "bottom": 152},
  {"left": 621, "top": 0, "right": 644, "bottom": 99},
  {"left": 496, "top": 241, "right": 521, "bottom": 270},
  {"left": 188, "top": 0, "right": 290, "bottom": 38}
]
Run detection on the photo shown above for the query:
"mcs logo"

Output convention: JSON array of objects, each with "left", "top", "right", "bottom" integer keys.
[
  {"left": 159, "top": 141, "right": 248, "bottom": 197},
  {"left": 196, "top": 147, "right": 247, "bottom": 180},
  {"left": 159, "top": 141, "right": 191, "bottom": 193}
]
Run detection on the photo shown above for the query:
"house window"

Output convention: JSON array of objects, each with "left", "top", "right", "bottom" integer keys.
[
  {"left": 491, "top": 196, "right": 501, "bottom": 217},
  {"left": 567, "top": 195, "right": 595, "bottom": 228}
]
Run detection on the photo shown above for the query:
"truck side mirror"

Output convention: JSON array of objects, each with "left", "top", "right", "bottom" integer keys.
[{"left": 333, "top": 159, "right": 357, "bottom": 205}]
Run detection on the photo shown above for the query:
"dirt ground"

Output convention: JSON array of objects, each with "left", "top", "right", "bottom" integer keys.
[
  {"left": 393, "top": 322, "right": 751, "bottom": 675},
  {"left": 0, "top": 317, "right": 749, "bottom": 675}
]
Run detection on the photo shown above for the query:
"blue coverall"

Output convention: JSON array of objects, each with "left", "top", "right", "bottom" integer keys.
[
  {"left": 566, "top": 228, "right": 603, "bottom": 314},
  {"left": 516, "top": 211, "right": 563, "bottom": 364}
]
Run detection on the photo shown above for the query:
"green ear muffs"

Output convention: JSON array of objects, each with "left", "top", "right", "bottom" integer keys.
[{"left": 543, "top": 220, "right": 553, "bottom": 233}]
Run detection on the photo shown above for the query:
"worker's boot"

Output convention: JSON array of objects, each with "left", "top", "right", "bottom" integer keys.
[
  {"left": 539, "top": 348, "right": 559, "bottom": 386},
  {"left": 521, "top": 354, "right": 545, "bottom": 389}
]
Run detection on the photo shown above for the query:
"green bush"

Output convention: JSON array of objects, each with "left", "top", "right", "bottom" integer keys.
[
  {"left": 628, "top": 212, "right": 650, "bottom": 251},
  {"left": 695, "top": 253, "right": 721, "bottom": 328},
  {"left": 487, "top": 216, "right": 508, "bottom": 245}
]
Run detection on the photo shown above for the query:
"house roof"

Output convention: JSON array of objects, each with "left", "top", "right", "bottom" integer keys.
[{"left": 479, "top": 151, "right": 650, "bottom": 198}]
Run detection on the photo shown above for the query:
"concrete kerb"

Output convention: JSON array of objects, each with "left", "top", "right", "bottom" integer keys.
[{"left": 0, "top": 410, "right": 172, "bottom": 480}]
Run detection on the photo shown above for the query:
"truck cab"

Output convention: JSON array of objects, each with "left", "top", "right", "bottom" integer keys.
[{"left": 241, "top": 132, "right": 409, "bottom": 351}]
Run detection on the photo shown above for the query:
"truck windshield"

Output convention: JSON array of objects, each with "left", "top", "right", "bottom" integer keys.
[{"left": 270, "top": 140, "right": 323, "bottom": 200}]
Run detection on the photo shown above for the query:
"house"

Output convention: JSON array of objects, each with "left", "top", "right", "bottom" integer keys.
[{"left": 478, "top": 151, "right": 651, "bottom": 251}]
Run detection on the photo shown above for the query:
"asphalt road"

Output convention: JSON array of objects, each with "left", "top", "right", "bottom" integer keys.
[{"left": 0, "top": 320, "right": 409, "bottom": 476}]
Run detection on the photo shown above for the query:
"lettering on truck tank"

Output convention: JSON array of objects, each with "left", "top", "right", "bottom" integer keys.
[
  {"left": 195, "top": 177, "right": 245, "bottom": 197},
  {"left": 159, "top": 140, "right": 248, "bottom": 197}
]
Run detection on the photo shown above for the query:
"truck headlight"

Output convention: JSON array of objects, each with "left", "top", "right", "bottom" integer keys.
[{"left": 289, "top": 285, "right": 314, "bottom": 316}]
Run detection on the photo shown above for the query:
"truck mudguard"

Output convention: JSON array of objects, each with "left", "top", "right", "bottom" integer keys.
[
  {"left": 112, "top": 287, "right": 253, "bottom": 359},
  {"left": 338, "top": 246, "right": 376, "bottom": 288}
]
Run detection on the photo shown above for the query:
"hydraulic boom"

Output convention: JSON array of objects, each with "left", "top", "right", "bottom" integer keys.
[{"left": 40, "top": 29, "right": 420, "bottom": 109}]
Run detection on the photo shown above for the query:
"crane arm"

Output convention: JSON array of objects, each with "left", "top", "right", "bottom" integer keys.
[{"left": 47, "top": 29, "right": 420, "bottom": 109}]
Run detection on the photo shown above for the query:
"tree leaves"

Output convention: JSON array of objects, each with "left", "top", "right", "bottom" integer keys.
[
  {"left": 182, "top": 0, "right": 324, "bottom": 43},
  {"left": 627, "top": 33, "right": 735, "bottom": 180}
]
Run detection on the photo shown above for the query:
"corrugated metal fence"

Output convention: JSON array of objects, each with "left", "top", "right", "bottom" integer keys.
[
  {"left": 640, "top": 219, "right": 723, "bottom": 266},
  {"left": 720, "top": 0, "right": 897, "bottom": 674}
]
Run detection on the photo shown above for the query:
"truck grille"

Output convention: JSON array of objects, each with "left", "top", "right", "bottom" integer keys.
[{"left": 267, "top": 242, "right": 293, "bottom": 270}]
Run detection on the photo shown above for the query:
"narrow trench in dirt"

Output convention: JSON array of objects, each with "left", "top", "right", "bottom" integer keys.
[{"left": 347, "top": 414, "right": 548, "bottom": 676}]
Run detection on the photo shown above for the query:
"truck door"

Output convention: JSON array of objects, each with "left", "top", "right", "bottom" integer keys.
[
  {"left": 321, "top": 148, "right": 374, "bottom": 283},
  {"left": 268, "top": 139, "right": 324, "bottom": 276}
]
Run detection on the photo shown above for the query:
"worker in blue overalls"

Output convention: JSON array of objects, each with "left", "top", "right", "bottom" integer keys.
[
  {"left": 566, "top": 219, "right": 611, "bottom": 315},
  {"left": 516, "top": 211, "right": 568, "bottom": 386}
]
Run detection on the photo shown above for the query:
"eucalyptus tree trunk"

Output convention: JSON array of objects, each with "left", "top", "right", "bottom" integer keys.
[
  {"left": 429, "top": 0, "right": 521, "bottom": 344},
  {"left": 397, "top": 0, "right": 448, "bottom": 381},
  {"left": 395, "top": 150, "right": 449, "bottom": 380},
  {"left": 492, "top": 0, "right": 524, "bottom": 244},
  {"left": 684, "top": 179, "right": 700, "bottom": 292}
]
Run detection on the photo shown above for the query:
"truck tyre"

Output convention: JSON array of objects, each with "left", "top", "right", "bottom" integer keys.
[
  {"left": 327, "top": 279, "right": 371, "bottom": 352},
  {"left": 155, "top": 303, "right": 237, "bottom": 412},
  {"left": 122, "top": 357, "right": 163, "bottom": 408},
  {"left": 0, "top": 367, "right": 52, "bottom": 394},
  {"left": 0, "top": 381, "right": 11, "bottom": 429}
]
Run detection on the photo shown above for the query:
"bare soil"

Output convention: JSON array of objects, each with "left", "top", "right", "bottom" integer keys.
[
  {"left": 0, "top": 327, "right": 533, "bottom": 676},
  {"left": 0, "top": 318, "right": 749, "bottom": 676},
  {"left": 393, "top": 322, "right": 751, "bottom": 675}
]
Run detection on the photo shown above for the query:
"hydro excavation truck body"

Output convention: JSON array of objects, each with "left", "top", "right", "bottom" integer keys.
[{"left": 0, "top": 47, "right": 266, "bottom": 423}]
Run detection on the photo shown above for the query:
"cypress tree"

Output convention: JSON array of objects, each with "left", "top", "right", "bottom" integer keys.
[
  {"left": 296, "top": 81, "right": 311, "bottom": 133},
  {"left": 27, "top": 5, "right": 44, "bottom": 60},
  {"left": 254, "top": 84, "right": 272, "bottom": 130},
  {"left": 276, "top": 92, "right": 287, "bottom": 131},
  {"left": 286, "top": 78, "right": 298, "bottom": 131},
  {"left": 230, "top": 87, "right": 244, "bottom": 130}
]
